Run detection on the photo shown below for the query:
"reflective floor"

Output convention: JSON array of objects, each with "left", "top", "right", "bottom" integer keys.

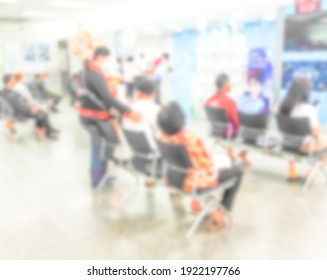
[{"left": 1, "top": 104, "right": 327, "bottom": 260}]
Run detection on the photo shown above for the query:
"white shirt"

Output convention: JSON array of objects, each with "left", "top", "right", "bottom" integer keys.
[
  {"left": 136, "top": 58, "right": 149, "bottom": 75},
  {"left": 291, "top": 103, "right": 320, "bottom": 129},
  {"left": 14, "top": 83, "right": 34, "bottom": 102},
  {"left": 124, "top": 62, "right": 138, "bottom": 83},
  {"left": 123, "top": 99, "right": 161, "bottom": 151}
]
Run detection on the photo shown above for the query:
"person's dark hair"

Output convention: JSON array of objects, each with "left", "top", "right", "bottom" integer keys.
[
  {"left": 117, "top": 57, "right": 122, "bottom": 63},
  {"left": 35, "top": 73, "right": 41, "bottom": 79},
  {"left": 127, "top": 56, "right": 134, "bottom": 62},
  {"left": 280, "top": 77, "right": 311, "bottom": 115},
  {"left": 3, "top": 74, "right": 13, "bottom": 85},
  {"left": 135, "top": 77, "right": 155, "bottom": 96},
  {"left": 163, "top": 53, "right": 169, "bottom": 60},
  {"left": 157, "top": 102, "right": 185, "bottom": 135},
  {"left": 215, "top": 73, "right": 229, "bottom": 90},
  {"left": 93, "top": 46, "right": 110, "bottom": 59}
]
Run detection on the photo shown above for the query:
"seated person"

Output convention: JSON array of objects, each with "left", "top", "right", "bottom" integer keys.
[
  {"left": 124, "top": 77, "right": 161, "bottom": 151},
  {"left": 206, "top": 74, "right": 248, "bottom": 165},
  {"left": 14, "top": 73, "right": 43, "bottom": 109},
  {"left": 280, "top": 77, "right": 327, "bottom": 163},
  {"left": 123, "top": 77, "right": 161, "bottom": 186},
  {"left": 0, "top": 74, "right": 59, "bottom": 140},
  {"left": 237, "top": 77, "right": 268, "bottom": 115},
  {"left": 206, "top": 73, "right": 239, "bottom": 138},
  {"left": 158, "top": 102, "right": 243, "bottom": 228},
  {"left": 30, "top": 73, "right": 61, "bottom": 113}
]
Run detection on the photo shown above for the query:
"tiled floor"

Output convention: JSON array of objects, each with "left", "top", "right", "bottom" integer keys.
[{"left": 1, "top": 105, "right": 327, "bottom": 260}]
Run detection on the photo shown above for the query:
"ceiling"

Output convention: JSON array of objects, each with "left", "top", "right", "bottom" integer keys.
[
  {"left": 0, "top": 0, "right": 294, "bottom": 24},
  {"left": 0, "top": 0, "right": 113, "bottom": 22}
]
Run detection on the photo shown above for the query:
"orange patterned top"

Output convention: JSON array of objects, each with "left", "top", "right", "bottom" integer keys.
[{"left": 161, "top": 131, "right": 218, "bottom": 193}]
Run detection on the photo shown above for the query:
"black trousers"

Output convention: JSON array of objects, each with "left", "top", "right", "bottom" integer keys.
[
  {"left": 47, "top": 93, "right": 61, "bottom": 110},
  {"left": 22, "top": 110, "right": 54, "bottom": 136},
  {"left": 80, "top": 117, "right": 119, "bottom": 188},
  {"left": 217, "top": 166, "right": 243, "bottom": 211}
]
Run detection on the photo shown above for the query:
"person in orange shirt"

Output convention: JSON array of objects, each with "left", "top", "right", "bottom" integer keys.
[{"left": 158, "top": 102, "right": 243, "bottom": 227}]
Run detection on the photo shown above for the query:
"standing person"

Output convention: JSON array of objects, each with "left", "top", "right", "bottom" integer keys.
[
  {"left": 31, "top": 73, "right": 62, "bottom": 112},
  {"left": 0, "top": 74, "right": 59, "bottom": 139},
  {"left": 136, "top": 53, "right": 149, "bottom": 76},
  {"left": 116, "top": 57, "right": 124, "bottom": 77},
  {"left": 124, "top": 56, "right": 137, "bottom": 100},
  {"left": 150, "top": 52, "right": 171, "bottom": 104},
  {"left": 79, "top": 46, "right": 140, "bottom": 189}
]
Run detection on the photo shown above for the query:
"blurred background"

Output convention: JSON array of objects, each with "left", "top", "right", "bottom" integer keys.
[{"left": 1, "top": 0, "right": 327, "bottom": 260}]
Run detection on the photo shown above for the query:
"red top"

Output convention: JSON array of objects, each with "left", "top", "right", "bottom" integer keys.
[
  {"left": 206, "top": 91, "right": 240, "bottom": 135},
  {"left": 87, "top": 61, "right": 104, "bottom": 76}
]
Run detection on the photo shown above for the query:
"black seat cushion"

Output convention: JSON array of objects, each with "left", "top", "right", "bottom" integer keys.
[{"left": 132, "top": 157, "right": 163, "bottom": 178}]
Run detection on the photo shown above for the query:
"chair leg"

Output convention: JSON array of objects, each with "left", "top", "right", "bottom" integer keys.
[
  {"left": 187, "top": 200, "right": 215, "bottom": 239},
  {"left": 96, "top": 170, "right": 111, "bottom": 190},
  {"left": 302, "top": 161, "right": 323, "bottom": 191}
]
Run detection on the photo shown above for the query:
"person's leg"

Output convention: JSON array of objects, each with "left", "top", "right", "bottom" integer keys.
[
  {"left": 218, "top": 166, "right": 243, "bottom": 212},
  {"left": 47, "top": 94, "right": 61, "bottom": 112},
  {"left": 96, "top": 120, "right": 119, "bottom": 156},
  {"left": 34, "top": 111, "right": 58, "bottom": 137},
  {"left": 80, "top": 117, "right": 109, "bottom": 188},
  {"left": 302, "top": 133, "right": 327, "bottom": 164}
]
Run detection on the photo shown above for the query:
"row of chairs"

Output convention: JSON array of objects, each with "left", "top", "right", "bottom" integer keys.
[
  {"left": 95, "top": 123, "right": 236, "bottom": 238},
  {"left": 204, "top": 106, "right": 327, "bottom": 190}
]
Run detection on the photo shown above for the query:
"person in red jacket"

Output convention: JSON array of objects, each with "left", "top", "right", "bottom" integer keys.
[
  {"left": 206, "top": 74, "right": 250, "bottom": 166},
  {"left": 206, "top": 73, "right": 239, "bottom": 138}
]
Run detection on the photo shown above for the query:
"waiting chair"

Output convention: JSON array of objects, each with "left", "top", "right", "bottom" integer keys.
[
  {"left": 0, "top": 96, "right": 13, "bottom": 120},
  {"left": 238, "top": 112, "right": 276, "bottom": 148},
  {"left": 0, "top": 96, "right": 33, "bottom": 139},
  {"left": 204, "top": 106, "right": 233, "bottom": 140},
  {"left": 157, "top": 140, "right": 236, "bottom": 238},
  {"left": 123, "top": 129, "right": 162, "bottom": 180},
  {"left": 276, "top": 114, "right": 327, "bottom": 189}
]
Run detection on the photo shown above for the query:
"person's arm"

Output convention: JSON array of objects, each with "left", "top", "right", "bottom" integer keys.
[
  {"left": 14, "top": 94, "right": 34, "bottom": 115},
  {"left": 308, "top": 107, "right": 321, "bottom": 140},
  {"left": 92, "top": 73, "right": 131, "bottom": 114}
]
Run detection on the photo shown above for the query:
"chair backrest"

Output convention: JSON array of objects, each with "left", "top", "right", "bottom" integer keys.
[
  {"left": 204, "top": 105, "right": 228, "bottom": 123},
  {"left": 276, "top": 114, "right": 311, "bottom": 153},
  {"left": 239, "top": 112, "right": 268, "bottom": 144},
  {"left": 123, "top": 129, "right": 154, "bottom": 156},
  {"left": 204, "top": 106, "right": 230, "bottom": 138},
  {"left": 0, "top": 96, "right": 14, "bottom": 119},
  {"left": 157, "top": 140, "right": 193, "bottom": 191}
]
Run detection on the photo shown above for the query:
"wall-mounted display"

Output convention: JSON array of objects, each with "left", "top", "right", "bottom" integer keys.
[{"left": 24, "top": 44, "right": 37, "bottom": 62}]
